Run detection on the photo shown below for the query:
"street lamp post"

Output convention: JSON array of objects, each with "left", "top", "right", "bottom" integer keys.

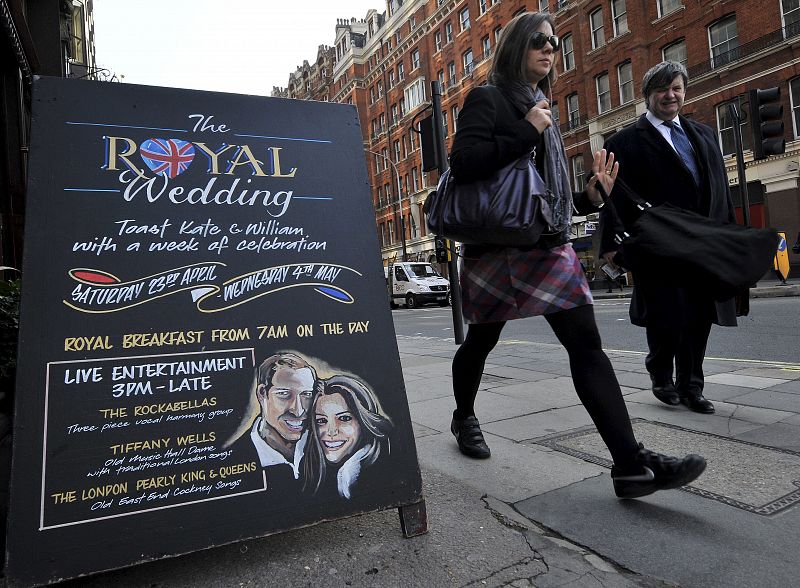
[{"left": 366, "top": 149, "right": 407, "bottom": 261}]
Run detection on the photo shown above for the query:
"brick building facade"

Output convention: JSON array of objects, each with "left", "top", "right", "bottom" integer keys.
[{"left": 276, "top": 0, "right": 800, "bottom": 275}]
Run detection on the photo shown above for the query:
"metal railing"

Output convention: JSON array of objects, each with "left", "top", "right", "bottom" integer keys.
[
  {"left": 687, "top": 24, "right": 799, "bottom": 79},
  {"left": 560, "top": 114, "right": 589, "bottom": 134}
]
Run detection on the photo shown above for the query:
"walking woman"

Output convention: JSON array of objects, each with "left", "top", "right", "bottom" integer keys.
[{"left": 448, "top": 11, "right": 707, "bottom": 498}]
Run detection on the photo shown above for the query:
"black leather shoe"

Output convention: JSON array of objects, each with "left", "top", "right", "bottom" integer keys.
[
  {"left": 612, "top": 443, "right": 707, "bottom": 499},
  {"left": 651, "top": 376, "right": 680, "bottom": 406},
  {"left": 451, "top": 415, "right": 491, "bottom": 459},
  {"left": 681, "top": 394, "right": 715, "bottom": 414}
]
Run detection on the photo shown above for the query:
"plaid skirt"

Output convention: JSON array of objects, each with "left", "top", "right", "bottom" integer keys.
[{"left": 459, "top": 243, "right": 593, "bottom": 324}]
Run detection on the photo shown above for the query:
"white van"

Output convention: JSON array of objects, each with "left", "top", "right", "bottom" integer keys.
[{"left": 385, "top": 262, "right": 450, "bottom": 309}]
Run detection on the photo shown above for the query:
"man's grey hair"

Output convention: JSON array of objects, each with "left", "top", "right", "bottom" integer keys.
[{"left": 641, "top": 61, "right": 689, "bottom": 99}]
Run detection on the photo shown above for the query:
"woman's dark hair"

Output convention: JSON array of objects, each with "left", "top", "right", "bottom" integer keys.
[
  {"left": 303, "top": 375, "right": 393, "bottom": 495},
  {"left": 489, "top": 11, "right": 557, "bottom": 93}
]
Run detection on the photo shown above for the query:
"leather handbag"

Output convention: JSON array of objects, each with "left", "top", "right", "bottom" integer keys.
[
  {"left": 424, "top": 155, "right": 555, "bottom": 247},
  {"left": 607, "top": 176, "right": 779, "bottom": 301}
]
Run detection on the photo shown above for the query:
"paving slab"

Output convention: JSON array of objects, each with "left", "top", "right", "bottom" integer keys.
[
  {"left": 482, "top": 364, "right": 559, "bottom": 381},
  {"left": 704, "top": 373, "right": 789, "bottom": 389},
  {"left": 731, "top": 367, "right": 800, "bottom": 380},
  {"left": 733, "top": 421, "right": 800, "bottom": 451},
  {"left": 514, "top": 474, "right": 800, "bottom": 588},
  {"left": 771, "top": 379, "right": 800, "bottom": 394},
  {"left": 482, "top": 405, "right": 595, "bottom": 442},
  {"left": 403, "top": 375, "right": 453, "bottom": 404},
  {"left": 624, "top": 390, "right": 795, "bottom": 425},
  {"left": 614, "top": 371, "right": 653, "bottom": 390},
  {"left": 409, "top": 389, "right": 568, "bottom": 431},
  {"left": 726, "top": 389, "right": 800, "bottom": 413},
  {"left": 623, "top": 399, "right": 763, "bottom": 437},
  {"left": 415, "top": 432, "right": 605, "bottom": 503}
]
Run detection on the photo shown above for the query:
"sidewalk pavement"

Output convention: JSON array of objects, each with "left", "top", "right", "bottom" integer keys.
[{"left": 7, "top": 285, "right": 800, "bottom": 587}]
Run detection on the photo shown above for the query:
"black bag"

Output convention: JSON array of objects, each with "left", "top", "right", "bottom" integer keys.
[
  {"left": 608, "top": 176, "right": 779, "bottom": 301},
  {"left": 424, "top": 155, "right": 554, "bottom": 246}
]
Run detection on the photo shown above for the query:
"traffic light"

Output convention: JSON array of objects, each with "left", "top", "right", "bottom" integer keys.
[
  {"left": 749, "top": 87, "right": 785, "bottom": 160},
  {"left": 434, "top": 236, "right": 451, "bottom": 263}
]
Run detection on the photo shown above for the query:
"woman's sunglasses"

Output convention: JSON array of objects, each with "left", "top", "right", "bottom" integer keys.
[{"left": 530, "top": 32, "right": 560, "bottom": 51}]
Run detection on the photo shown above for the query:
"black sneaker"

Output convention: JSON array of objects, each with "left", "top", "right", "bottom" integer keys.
[
  {"left": 450, "top": 415, "right": 491, "bottom": 459},
  {"left": 611, "top": 443, "right": 706, "bottom": 499}
]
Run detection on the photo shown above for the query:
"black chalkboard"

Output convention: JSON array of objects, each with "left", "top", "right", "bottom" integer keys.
[{"left": 5, "top": 77, "right": 423, "bottom": 586}]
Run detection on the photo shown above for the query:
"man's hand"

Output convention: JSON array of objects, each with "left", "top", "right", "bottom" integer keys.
[{"left": 602, "top": 251, "right": 619, "bottom": 269}]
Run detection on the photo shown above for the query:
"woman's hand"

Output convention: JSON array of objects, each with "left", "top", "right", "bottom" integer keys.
[
  {"left": 586, "top": 149, "right": 618, "bottom": 206},
  {"left": 524, "top": 100, "right": 552, "bottom": 133}
]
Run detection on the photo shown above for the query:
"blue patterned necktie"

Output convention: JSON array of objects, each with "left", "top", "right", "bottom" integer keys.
[{"left": 663, "top": 119, "right": 700, "bottom": 186}]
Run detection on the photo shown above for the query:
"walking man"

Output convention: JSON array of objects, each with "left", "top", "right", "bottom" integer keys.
[{"left": 600, "top": 61, "right": 738, "bottom": 415}]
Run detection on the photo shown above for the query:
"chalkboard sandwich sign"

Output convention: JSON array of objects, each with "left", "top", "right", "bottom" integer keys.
[{"left": 5, "top": 76, "right": 424, "bottom": 587}]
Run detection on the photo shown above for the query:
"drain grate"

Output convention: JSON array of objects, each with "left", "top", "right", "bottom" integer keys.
[{"left": 532, "top": 419, "right": 800, "bottom": 516}]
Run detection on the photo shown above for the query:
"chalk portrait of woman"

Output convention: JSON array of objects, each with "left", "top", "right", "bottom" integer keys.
[{"left": 303, "top": 375, "right": 393, "bottom": 499}]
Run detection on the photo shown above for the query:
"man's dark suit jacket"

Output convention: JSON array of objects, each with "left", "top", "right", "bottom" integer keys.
[{"left": 600, "top": 113, "right": 737, "bottom": 328}]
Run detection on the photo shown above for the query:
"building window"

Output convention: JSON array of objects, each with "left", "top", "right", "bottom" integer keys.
[
  {"left": 442, "top": 110, "right": 449, "bottom": 137},
  {"left": 567, "top": 93, "right": 580, "bottom": 128},
  {"left": 494, "top": 26, "right": 503, "bottom": 44},
  {"left": 398, "top": 62, "right": 405, "bottom": 81},
  {"left": 463, "top": 49, "right": 474, "bottom": 76},
  {"left": 438, "top": 69, "right": 445, "bottom": 89},
  {"left": 479, "top": 0, "right": 488, "bottom": 15},
  {"left": 551, "top": 101, "right": 560, "bottom": 124},
  {"left": 791, "top": 77, "right": 800, "bottom": 137},
  {"left": 459, "top": 7, "right": 471, "bottom": 31},
  {"left": 435, "top": 30, "right": 442, "bottom": 51},
  {"left": 381, "top": 148, "right": 389, "bottom": 170},
  {"left": 412, "top": 167, "right": 420, "bottom": 191},
  {"left": 562, "top": 34, "right": 574, "bottom": 71},
  {"left": 377, "top": 80, "right": 383, "bottom": 97},
  {"left": 709, "top": 15, "right": 738, "bottom": 68},
  {"left": 379, "top": 113, "right": 386, "bottom": 133},
  {"left": 482, "top": 36, "right": 491, "bottom": 59},
  {"left": 391, "top": 104, "right": 399, "bottom": 125},
  {"left": 571, "top": 155, "right": 586, "bottom": 191},
  {"left": 445, "top": 21, "right": 453, "bottom": 43},
  {"left": 596, "top": 73, "right": 611, "bottom": 114},
  {"left": 404, "top": 77, "right": 427, "bottom": 112},
  {"left": 539, "top": 0, "right": 550, "bottom": 12},
  {"left": 612, "top": 1, "right": 628, "bottom": 36},
  {"left": 410, "top": 129, "right": 416, "bottom": 150},
  {"left": 399, "top": 97, "right": 406, "bottom": 116},
  {"left": 716, "top": 98, "right": 750, "bottom": 155},
  {"left": 388, "top": 70, "right": 395, "bottom": 88},
  {"left": 69, "top": 1, "right": 86, "bottom": 64},
  {"left": 369, "top": 87, "right": 376, "bottom": 104},
  {"left": 394, "top": 139, "right": 401, "bottom": 161},
  {"left": 657, "top": 0, "right": 682, "bottom": 18},
  {"left": 662, "top": 38, "right": 687, "bottom": 65},
  {"left": 452, "top": 105, "right": 460, "bottom": 132},
  {"left": 409, "top": 15, "right": 416, "bottom": 30},
  {"left": 590, "top": 8, "right": 605, "bottom": 49},
  {"left": 784, "top": 0, "right": 800, "bottom": 38},
  {"left": 411, "top": 48, "right": 420, "bottom": 70},
  {"left": 447, "top": 61, "right": 456, "bottom": 86},
  {"left": 618, "top": 62, "right": 633, "bottom": 104}
]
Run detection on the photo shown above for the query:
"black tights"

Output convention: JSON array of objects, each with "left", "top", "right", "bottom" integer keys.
[{"left": 452, "top": 305, "right": 639, "bottom": 468}]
